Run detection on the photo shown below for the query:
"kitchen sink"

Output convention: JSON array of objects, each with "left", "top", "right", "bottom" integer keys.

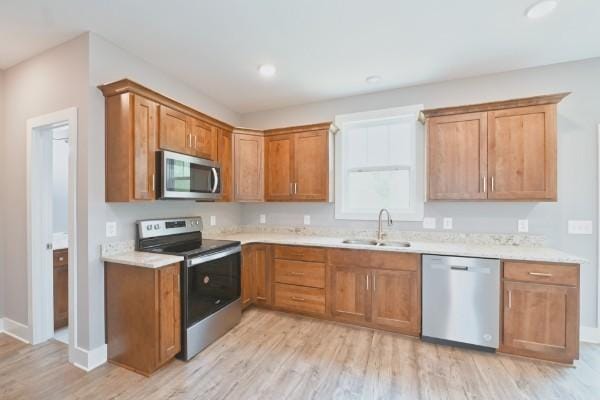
[
  {"left": 341, "top": 239, "right": 411, "bottom": 248},
  {"left": 342, "top": 239, "right": 379, "bottom": 246},
  {"left": 378, "top": 241, "right": 411, "bottom": 248}
]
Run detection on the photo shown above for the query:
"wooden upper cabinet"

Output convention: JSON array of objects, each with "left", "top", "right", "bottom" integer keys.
[
  {"left": 105, "top": 93, "right": 158, "bottom": 202},
  {"left": 428, "top": 112, "right": 487, "bottom": 200},
  {"left": 487, "top": 105, "right": 556, "bottom": 200},
  {"left": 371, "top": 269, "right": 420, "bottom": 334},
  {"left": 233, "top": 130, "right": 264, "bottom": 201},
  {"left": 265, "top": 134, "right": 294, "bottom": 201},
  {"left": 422, "top": 93, "right": 568, "bottom": 201},
  {"left": 263, "top": 123, "right": 331, "bottom": 202},
  {"left": 502, "top": 280, "right": 578, "bottom": 363},
  {"left": 294, "top": 130, "right": 328, "bottom": 200},
  {"left": 190, "top": 118, "right": 217, "bottom": 160},
  {"left": 159, "top": 105, "right": 191, "bottom": 154},
  {"left": 217, "top": 129, "right": 233, "bottom": 202}
]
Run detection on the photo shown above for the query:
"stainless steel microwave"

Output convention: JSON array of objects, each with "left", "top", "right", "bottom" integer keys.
[{"left": 158, "top": 150, "right": 221, "bottom": 200}]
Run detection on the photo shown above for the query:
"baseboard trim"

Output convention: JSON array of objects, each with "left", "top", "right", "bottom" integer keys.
[
  {"left": 71, "top": 344, "right": 108, "bottom": 372},
  {"left": 581, "top": 326, "right": 600, "bottom": 343},
  {"left": 1, "top": 318, "right": 31, "bottom": 343}
]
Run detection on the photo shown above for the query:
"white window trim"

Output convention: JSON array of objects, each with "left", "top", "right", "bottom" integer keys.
[{"left": 334, "top": 104, "right": 424, "bottom": 221}]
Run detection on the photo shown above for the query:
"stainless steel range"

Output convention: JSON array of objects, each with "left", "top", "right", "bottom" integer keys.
[{"left": 137, "top": 217, "right": 241, "bottom": 361}]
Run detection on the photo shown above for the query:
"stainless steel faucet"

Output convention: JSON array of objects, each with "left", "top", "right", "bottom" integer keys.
[{"left": 377, "top": 208, "right": 393, "bottom": 241}]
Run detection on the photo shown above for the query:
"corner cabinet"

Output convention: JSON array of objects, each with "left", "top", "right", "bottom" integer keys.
[
  {"left": 105, "top": 262, "right": 181, "bottom": 376},
  {"left": 99, "top": 79, "right": 234, "bottom": 202},
  {"left": 423, "top": 93, "right": 568, "bottom": 201},
  {"left": 264, "top": 123, "right": 330, "bottom": 202},
  {"left": 241, "top": 244, "right": 271, "bottom": 308},
  {"left": 233, "top": 129, "right": 264, "bottom": 202}
]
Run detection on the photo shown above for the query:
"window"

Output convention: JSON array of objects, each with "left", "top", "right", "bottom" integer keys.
[{"left": 334, "top": 105, "right": 424, "bottom": 221}]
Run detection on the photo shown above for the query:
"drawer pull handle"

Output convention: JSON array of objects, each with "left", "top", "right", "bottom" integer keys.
[
  {"left": 289, "top": 271, "right": 305, "bottom": 276},
  {"left": 529, "top": 272, "right": 553, "bottom": 277},
  {"left": 291, "top": 296, "right": 305, "bottom": 302}
]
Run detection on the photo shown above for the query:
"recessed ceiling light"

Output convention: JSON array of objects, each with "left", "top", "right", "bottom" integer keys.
[
  {"left": 258, "top": 64, "right": 276, "bottom": 77},
  {"left": 366, "top": 75, "right": 382, "bottom": 84},
  {"left": 525, "top": 0, "right": 559, "bottom": 19}
]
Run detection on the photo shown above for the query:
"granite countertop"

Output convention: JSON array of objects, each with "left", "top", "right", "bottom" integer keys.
[
  {"left": 102, "top": 251, "right": 184, "bottom": 269},
  {"left": 204, "top": 232, "right": 586, "bottom": 265}
]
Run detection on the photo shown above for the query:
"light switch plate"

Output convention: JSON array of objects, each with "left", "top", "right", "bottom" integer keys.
[
  {"left": 423, "top": 217, "right": 436, "bottom": 229},
  {"left": 210, "top": 216, "right": 216, "bottom": 226},
  {"left": 518, "top": 219, "right": 529, "bottom": 233},
  {"left": 304, "top": 215, "right": 311, "bottom": 225},
  {"left": 443, "top": 217, "right": 453, "bottom": 230},
  {"left": 106, "top": 221, "right": 117, "bottom": 238},
  {"left": 568, "top": 220, "right": 593, "bottom": 235},
  {"left": 259, "top": 214, "right": 266, "bottom": 224}
]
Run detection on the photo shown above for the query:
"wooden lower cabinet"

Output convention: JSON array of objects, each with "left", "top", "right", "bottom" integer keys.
[
  {"left": 241, "top": 244, "right": 271, "bottom": 308},
  {"left": 330, "top": 265, "right": 370, "bottom": 324},
  {"left": 500, "top": 264, "right": 579, "bottom": 364},
  {"left": 371, "top": 269, "right": 420, "bottom": 335},
  {"left": 274, "top": 283, "right": 326, "bottom": 315},
  {"left": 53, "top": 249, "right": 69, "bottom": 329},
  {"left": 105, "top": 262, "right": 181, "bottom": 376}
]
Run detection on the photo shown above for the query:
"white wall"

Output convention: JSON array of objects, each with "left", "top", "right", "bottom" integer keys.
[
  {"left": 0, "top": 68, "right": 5, "bottom": 320},
  {"left": 85, "top": 33, "right": 243, "bottom": 350},
  {"left": 241, "top": 58, "right": 600, "bottom": 329},
  {"left": 2, "top": 35, "right": 90, "bottom": 337}
]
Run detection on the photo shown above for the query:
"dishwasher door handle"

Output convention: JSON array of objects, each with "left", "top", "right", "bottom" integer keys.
[{"left": 450, "top": 266, "right": 469, "bottom": 271}]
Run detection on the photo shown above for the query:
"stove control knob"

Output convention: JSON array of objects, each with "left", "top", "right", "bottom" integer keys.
[
  {"left": 154, "top": 224, "right": 160, "bottom": 229},
  {"left": 196, "top": 220, "right": 201, "bottom": 225},
  {"left": 146, "top": 225, "right": 152, "bottom": 231}
]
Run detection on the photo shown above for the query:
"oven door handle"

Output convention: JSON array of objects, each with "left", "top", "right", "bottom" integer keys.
[
  {"left": 187, "top": 245, "right": 241, "bottom": 267},
  {"left": 211, "top": 167, "right": 219, "bottom": 193}
]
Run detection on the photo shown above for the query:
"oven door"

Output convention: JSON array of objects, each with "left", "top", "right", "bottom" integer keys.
[
  {"left": 159, "top": 150, "right": 221, "bottom": 200},
  {"left": 184, "top": 246, "right": 241, "bottom": 328}
]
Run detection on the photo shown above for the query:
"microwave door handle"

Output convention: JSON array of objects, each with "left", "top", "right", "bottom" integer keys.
[{"left": 211, "top": 167, "right": 219, "bottom": 193}]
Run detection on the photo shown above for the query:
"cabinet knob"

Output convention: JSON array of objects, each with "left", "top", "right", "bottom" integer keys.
[{"left": 59, "top": 257, "right": 64, "bottom": 261}]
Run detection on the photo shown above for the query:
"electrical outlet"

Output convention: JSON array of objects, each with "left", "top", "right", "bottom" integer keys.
[
  {"left": 568, "top": 220, "right": 593, "bottom": 235},
  {"left": 210, "top": 216, "right": 216, "bottom": 226},
  {"left": 259, "top": 214, "right": 266, "bottom": 224},
  {"left": 106, "top": 221, "right": 117, "bottom": 238},
  {"left": 423, "top": 217, "right": 436, "bottom": 229},
  {"left": 443, "top": 217, "right": 453, "bottom": 230},
  {"left": 304, "top": 215, "right": 311, "bottom": 225},
  {"left": 518, "top": 219, "right": 529, "bottom": 233}
]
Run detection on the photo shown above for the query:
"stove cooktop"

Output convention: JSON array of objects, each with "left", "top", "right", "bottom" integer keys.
[{"left": 146, "top": 239, "right": 240, "bottom": 258}]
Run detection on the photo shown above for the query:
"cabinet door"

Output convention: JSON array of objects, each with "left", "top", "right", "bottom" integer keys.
[
  {"left": 190, "top": 118, "right": 217, "bottom": 160},
  {"left": 234, "top": 133, "right": 264, "bottom": 201},
  {"left": 487, "top": 105, "right": 556, "bottom": 200},
  {"left": 133, "top": 96, "right": 158, "bottom": 200},
  {"left": 502, "top": 280, "right": 578, "bottom": 363},
  {"left": 217, "top": 129, "right": 233, "bottom": 202},
  {"left": 158, "top": 264, "right": 181, "bottom": 364},
  {"left": 53, "top": 250, "right": 69, "bottom": 330},
  {"left": 241, "top": 245, "right": 255, "bottom": 308},
  {"left": 265, "top": 134, "right": 294, "bottom": 201},
  {"left": 159, "top": 105, "right": 190, "bottom": 154},
  {"left": 253, "top": 245, "right": 271, "bottom": 306},
  {"left": 371, "top": 269, "right": 420, "bottom": 334},
  {"left": 294, "top": 130, "right": 328, "bottom": 200},
  {"left": 428, "top": 112, "right": 487, "bottom": 200},
  {"left": 330, "top": 265, "right": 370, "bottom": 323}
]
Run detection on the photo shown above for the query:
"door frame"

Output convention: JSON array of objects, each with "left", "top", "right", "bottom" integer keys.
[{"left": 26, "top": 107, "right": 78, "bottom": 362}]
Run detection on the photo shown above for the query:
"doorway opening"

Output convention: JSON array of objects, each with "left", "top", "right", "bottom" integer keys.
[{"left": 26, "top": 108, "right": 78, "bottom": 363}]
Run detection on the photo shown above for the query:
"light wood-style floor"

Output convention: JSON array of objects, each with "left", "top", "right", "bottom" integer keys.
[{"left": 1, "top": 308, "right": 599, "bottom": 400}]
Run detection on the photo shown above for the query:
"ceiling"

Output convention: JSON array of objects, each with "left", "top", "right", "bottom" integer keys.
[{"left": 1, "top": 0, "right": 599, "bottom": 113}]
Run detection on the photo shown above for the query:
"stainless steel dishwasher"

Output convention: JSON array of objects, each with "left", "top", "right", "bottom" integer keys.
[{"left": 422, "top": 255, "right": 500, "bottom": 351}]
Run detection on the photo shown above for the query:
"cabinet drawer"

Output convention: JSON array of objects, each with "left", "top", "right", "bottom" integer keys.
[
  {"left": 274, "top": 283, "right": 325, "bottom": 315},
  {"left": 328, "top": 249, "right": 418, "bottom": 271},
  {"left": 53, "top": 250, "right": 68, "bottom": 267},
  {"left": 503, "top": 261, "right": 578, "bottom": 287},
  {"left": 274, "top": 259, "right": 325, "bottom": 288},
  {"left": 273, "top": 245, "right": 326, "bottom": 262}
]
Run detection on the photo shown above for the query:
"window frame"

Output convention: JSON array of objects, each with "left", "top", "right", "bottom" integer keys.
[{"left": 334, "top": 104, "right": 424, "bottom": 221}]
